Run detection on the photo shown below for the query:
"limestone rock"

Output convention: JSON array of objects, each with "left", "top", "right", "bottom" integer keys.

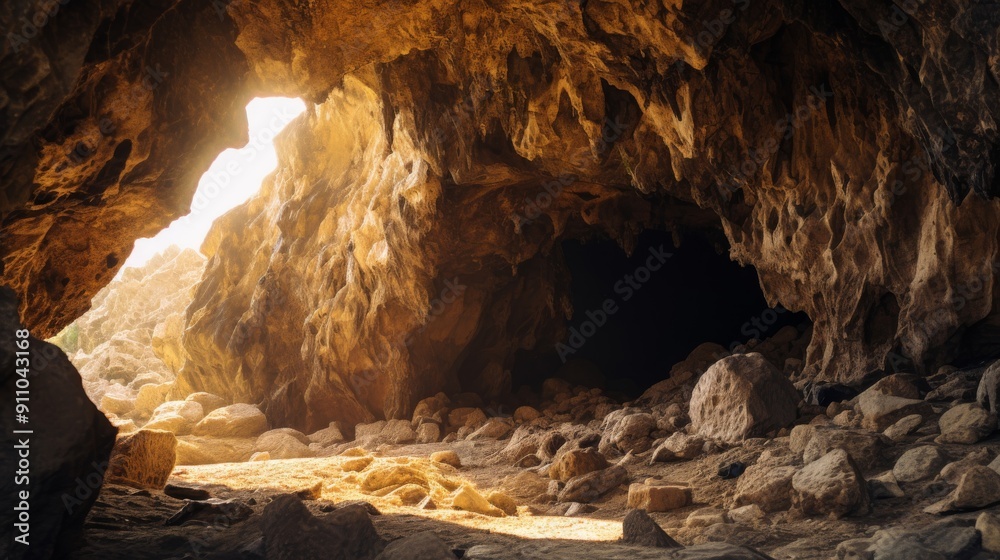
[
  {"left": 550, "top": 448, "right": 609, "bottom": 482},
  {"left": 192, "top": 404, "right": 268, "bottom": 438},
  {"left": 883, "top": 414, "right": 924, "bottom": 442},
  {"left": 431, "top": 450, "right": 462, "bottom": 468},
  {"left": 893, "top": 446, "right": 948, "bottom": 483},
  {"left": 174, "top": 436, "right": 255, "bottom": 465},
  {"left": 467, "top": 418, "right": 513, "bottom": 440},
  {"left": 416, "top": 422, "right": 441, "bottom": 444},
  {"left": 689, "top": 353, "right": 799, "bottom": 443},
  {"left": 733, "top": 465, "right": 796, "bottom": 513},
  {"left": 558, "top": 465, "right": 629, "bottom": 503},
  {"left": 486, "top": 491, "right": 517, "bottom": 516},
  {"left": 621, "top": 509, "right": 681, "bottom": 548},
  {"left": 144, "top": 400, "right": 204, "bottom": 435},
  {"left": 936, "top": 403, "right": 997, "bottom": 444},
  {"left": 185, "top": 392, "right": 227, "bottom": 414},
  {"left": 308, "top": 422, "right": 347, "bottom": 446},
  {"left": 513, "top": 406, "right": 542, "bottom": 423},
  {"left": 791, "top": 449, "right": 870, "bottom": 518},
  {"left": 977, "top": 512, "right": 1000, "bottom": 553},
  {"left": 729, "top": 504, "right": 767, "bottom": 526},
  {"left": 802, "top": 427, "right": 887, "bottom": 472},
  {"left": 134, "top": 382, "right": 173, "bottom": 419},
  {"left": 105, "top": 430, "right": 177, "bottom": 490},
  {"left": 978, "top": 361, "right": 1000, "bottom": 413},
  {"left": 856, "top": 389, "right": 932, "bottom": 432},
  {"left": 650, "top": 432, "right": 705, "bottom": 462},
  {"left": 452, "top": 486, "right": 504, "bottom": 517},
  {"left": 254, "top": 429, "right": 315, "bottom": 460},
  {"left": 599, "top": 410, "right": 656, "bottom": 454},
  {"left": 952, "top": 466, "right": 1000, "bottom": 510},
  {"left": 626, "top": 483, "right": 690, "bottom": 512}
]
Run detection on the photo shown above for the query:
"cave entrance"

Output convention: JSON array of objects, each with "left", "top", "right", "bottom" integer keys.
[{"left": 513, "top": 230, "right": 809, "bottom": 399}]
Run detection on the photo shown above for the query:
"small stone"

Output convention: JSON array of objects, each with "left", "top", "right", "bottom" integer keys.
[
  {"left": 193, "top": 403, "right": 268, "bottom": 438},
  {"left": 621, "top": 509, "right": 681, "bottom": 548},
  {"left": 296, "top": 480, "right": 323, "bottom": 500},
  {"left": 684, "top": 507, "right": 728, "bottom": 528},
  {"left": 978, "top": 361, "right": 1000, "bottom": 412},
  {"left": 431, "top": 450, "right": 461, "bottom": 468},
  {"left": 802, "top": 427, "right": 887, "bottom": 471},
  {"left": 936, "top": 403, "right": 997, "bottom": 444},
  {"left": 254, "top": 429, "right": 315, "bottom": 459},
  {"left": 388, "top": 484, "right": 428, "bottom": 505},
  {"left": 867, "top": 471, "right": 905, "bottom": 499},
  {"left": 417, "top": 496, "right": 437, "bottom": 510},
  {"left": 791, "top": 449, "right": 870, "bottom": 518},
  {"left": 550, "top": 448, "right": 609, "bottom": 482},
  {"left": 307, "top": 422, "right": 346, "bottom": 446},
  {"left": 250, "top": 451, "right": 270, "bottom": 461},
  {"left": 468, "top": 418, "right": 513, "bottom": 440},
  {"left": 416, "top": 422, "right": 441, "bottom": 444},
  {"left": 728, "top": 504, "right": 766, "bottom": 525},
  {"left": 164, "top": 484, "right": 210, "bottom": 500},
  {"left": 167, "top": 499, "right": 254, "bottom": 526},
  {"left": 558, "top": 465, "right": 628, "bottom": 503},
  {"left": 487, "top": 491, "right": 517, "bottom": 516},
  {"left": 789, "top": 425, "right": 815, "bottom": 454},
  {"left": 452, "top": 486, "right": 504, "bottom": 517},
  {"left": 514, "top": 406, "right": 542, "bottom": 423},
  {"left": 650, "top": 432, "right": 704, "bottom": 462},
  {"left": 360, "top": 465, "right": 428, "bottom": 493},
  {"left": 867, "top": 374, "right": 920, "bottom": 399},
  {"left": 952, "top": 465, "right": 1000, "bottom": 509},
  {"left": 977, "top": 512, "right": 1000, "bottom": 552},
  {"left": 883, "top": 414, "right": 923, "bottom": 441},
  {"left": 105, "top": 429, "right": 177, "bottom": 490},
  {"left": 733, "top": 464, "right": 796, "bottom": 513},
  {"left": 626, "top": 483, "right": 690, "bottom": 512},
  {"left": 893, "top": 446, "right": 948, "bottom": 483},
  {"left": 448, "top": 407, "right": 487, "bottom": 430},
  {"left": 185, "top": 392, "right": 227, "bottom": 414},
  {"left": 856, "top": 389, "right": 932, "bottom": 432}
]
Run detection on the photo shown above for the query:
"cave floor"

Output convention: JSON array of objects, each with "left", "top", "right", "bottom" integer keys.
[{"left": 69, "top": 435, "right": 994, "bottom": 559}]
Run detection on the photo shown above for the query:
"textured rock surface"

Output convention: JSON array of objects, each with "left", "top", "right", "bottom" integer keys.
[
  {"left": 105, "top": 429, "right": 177, "bottom": 489},
  {"left": 690, "top": 353, "right": 799, "bottom": 442},
  {"left": 5, "top": 0, "right": 1000, "bottom": 429}
]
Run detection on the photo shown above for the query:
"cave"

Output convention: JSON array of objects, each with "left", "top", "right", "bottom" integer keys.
[
  {"left": 4, "top": 1, "right": 1000, "bottom": 559},
  {"left": 513, "top": 230, "right": 809, "bottom": 398}
]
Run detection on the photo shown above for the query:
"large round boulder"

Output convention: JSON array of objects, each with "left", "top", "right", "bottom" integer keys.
[{"left": 689, "top": 353, "right": 800, "bottom": 443}]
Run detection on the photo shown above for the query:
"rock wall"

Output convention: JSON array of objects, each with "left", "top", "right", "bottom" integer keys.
[{"left": 4, "top": 1, "right": 1000, "bottom": 428}]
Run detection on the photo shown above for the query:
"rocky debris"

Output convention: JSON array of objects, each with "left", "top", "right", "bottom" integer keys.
[
  {"left": 105, "top": 430, "right": 177, "bottom": 490},
  {"left": 0, "top": 288, "right": 117, "bottom": 559},
  {"left": 486, "top": 491, "right": 517, "bottom": 516},
  {"left": 866, "top": 374, "right": 922, "bottom": 399},
  {"left": 448, "top": 408, "right": 488, "bottom": 432},
  {"left": 627, "top": 483, "right": 690, "bottom": 512},
  {"left": 361, "top": 465, "right": 431, "bottom": 494},
  {"left": 801, "top": 427, "right": 887, "bottom": 472},
  {"left": 192, "top": 404, "right": 269, "bottom": 438},
  {"left": 867, "top": 471, "right": 905, "bottom": 499},
  {"left": 936, "top": 403, "right": 997, "bottom": 444},
  {"left": 804, "top": 383, "right": 859, "bottom": 407},
  {"left": 926, "top": 466, "right": 1000, "bottom": 513},
  {"left": 689, "top": 353, "right": 799, "bottom": 443},
  {"left": 940, "top": 448, "right": 994, "bottom": 484},
  {"left": 550, "top": 448, "right": 609, "bottom": 482},
  {"left": 468, "top": 418, "right": 513, "bottom": 440},
  {"left": 165, "top": 498, "right": 254, "bottom": 526},
  {"left": 637, "top": 342, "right": 726, "bottom": 406},
  {"left": 175, "top": 436, "right": 255, "bottom": 465},
  {"left": 416, "top": 422, "right": 441, "bottom": 444},
  {"left": 262, "top": 494, "right": 385, "bottom": 559},
  {"left": 163, "top": 484, "right": 211, "bottom": 501},
  {"left": 430, "top": 450, "right": 462, "bottom": 468},
  {"left": 412, "top": 393, "right": 450, "bottom": 424},
  {"left": 143, "top": 400, "right": 205, "bottom": 434},
  {"left": 451, "top": 486, "right": 505, "bottom": 517},
  {"left": 892, "top": 446, "right": 948, "bottom": 483},
  {"left": 883, "top": 414, "right": 924, "bottom": 441},
  {"left": 387, "top": 484, "right": 426, "bottom": 505},
  {"left": 977, "top": 512, "right": 1000, "bottom": 553},
  {"left": 254, "top": 428, "right": 315, "bottom": 459},
  {"left": 599, "top": 410, "right": 657, "bottom": 454},
  {"left": 514, "top": 406, "right": 542, "bottom": 423},
  {"left": 558, "top": 464, "right": 629, "bottom": 503},
  {"left": 375, "top": 532, "right": 456, "bottom": 560},
  {"left": 839, "top": 519, "right": 984, "bottom": 559},
  {"left": 684, "top": 508, "right": 729, "bottom": 528},
  {"left": 134, "top": 383, "right": 173, "bottom": 419},
  {"left": 728, "top": 504, "right": 767, "bottom": 526},
  {"left": 733, "top": 465, "right": 796, "bottom": 513},
  {"left": 978, "top": 362, "right": 1000, "bottom": 413},
  {"left": 856, "top": 388, "right": 934, "bottom": 433},
  {"left": 791, "top": 449, "right": 870, "bottom": 518},
  {"left": 621, "top": 509, "right": 681, "bottom": 548}
]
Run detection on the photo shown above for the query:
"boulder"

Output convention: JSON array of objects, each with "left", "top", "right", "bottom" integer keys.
[
  {"left": 978, "top": 361, "right": 1000, "bottom": 412},
  {"left": 849, "top": 520, "right": 984, "bottom": 559},
  {"left": 599, "top": 411, "right": 656, "bottom": 454},
  {"left": 144, "top": 400, "right": 204, "bottom": 435},
  {"left": 637, "top": 342, "right": 726, "bottom": 405},
  {"left": 621, "top": 509, "right": 681, "bottom": 548},
  {"left": 185, "top": 392, "right": 227, "bottom": 414},
  {"left": 977, "top": 512, "right": 1000, "bottom": 553},
  {"left": 416, "top": 422, "right": 441, "bottom": 444},
  {"left": 100, "top": 392, "right": 135, "bottom": 416},
  {"left": 791, "top": 449, "right": 870, "bottom": 518},
  {"left": 0, "top": 289, "right": 117, "bottom": 559},
  {"left": 733, "top": 465, "right": 796, "bottom": 513},
  {"left": 936, "top": 403, "right": 997, "bottom": 444},
  {"left": 254, "top": 429, "right": 315, "bottom": 459},
  {"left": 105, "top": 429, "right": 177, "bottom": 489},
  {"left": 134, "top": 382, "right": 173, "bottom": 418},
  {"left": 452, "top": 486, "right": 504, "bottom": 517},
  {"left": 856, "top": 389, "right": 932, "bottom": 432},
  {"left": 626, "top": 483, "right": 690, "bottom": 512},
  {"left": 487, "top": 491, "right": 518, "bottom": 516},
  {"left": 883, "top": 414, "right": 924, "bottom": 441},
  {"left": 448, "top": 407, "right": 487, "bottom": 430},
  {"left": 689, "top": 353, "right": 800, "bottom": 442},
  {"left": 174, "top": 436, "right": 255, "bottom": 465},
  {"left": 550, "top": 448, "right": 609, "bottom": 482},
  {"left": 468, "top": 418, "right": 513, "bottom": 440},
  {"left": 802, "top": 427, "right": 887, "bottom": 472},
  {"left": 893, "top": 446, "right": 948, "bottom": 483},
  {"left": 558, "top": 464, "right": 629, "bottom": 503},
  {"left": 866, "top": 374, "right": 921, "bottom": 399},
  {"left": 262, "top": 494, "right": 385, "bottom": 559},
  {"left": 513, "top": 406, "right": 542, "bottom": 423},
  {"left": 192, "top": 403, "right": 268, "bottom": 438},
  {"left": 952, "top": 466, "right": 1000, "bottom": 510},
  {"left": 729, "top": 504, "right": 767, "bottom": 525},
  {"left": 308, "top": 422, "right": 347, "bottom": 446},
  {"left": 649, "top": 432, "right": 705, "bottom": 462},
  {"left": 431, "top": 450, "right": 462, "bottom": 468}
]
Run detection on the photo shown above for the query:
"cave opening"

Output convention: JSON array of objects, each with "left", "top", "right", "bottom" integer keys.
[{"left": 512, "top": 229, "right": 810, "bottom": 399}]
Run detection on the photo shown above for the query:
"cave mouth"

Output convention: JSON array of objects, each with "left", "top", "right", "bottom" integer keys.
[{"left": 512, "top": 229, "right": 810, "bottom": 399}]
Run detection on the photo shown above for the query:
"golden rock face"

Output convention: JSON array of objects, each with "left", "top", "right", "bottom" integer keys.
[{"left": 4, "top": 0, "right": 1000, "bottom": 427}]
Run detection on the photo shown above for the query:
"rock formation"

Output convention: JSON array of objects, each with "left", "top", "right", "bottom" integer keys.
[{"left": 1, "top": 0, "right": 995, "bottom": 428}]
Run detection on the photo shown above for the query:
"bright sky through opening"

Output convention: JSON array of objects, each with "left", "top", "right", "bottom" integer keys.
[{"left": 121, "top": 97, "right": 307, "bottom": 270}]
